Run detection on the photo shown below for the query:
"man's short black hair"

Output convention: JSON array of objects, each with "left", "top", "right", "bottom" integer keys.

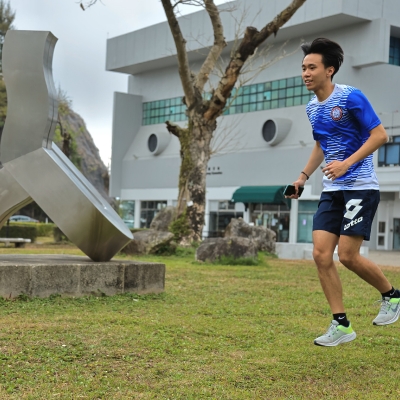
[{"left": 301, "top": 38, "right": 344, "bottom": 80}]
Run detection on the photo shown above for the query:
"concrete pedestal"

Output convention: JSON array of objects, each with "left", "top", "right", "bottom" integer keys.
[{"left": 0, "top": 255, "right": 165, "bottom": 299}]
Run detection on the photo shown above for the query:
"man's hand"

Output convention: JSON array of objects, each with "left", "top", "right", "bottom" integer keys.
[
  {"left": 285, "top": 177, "right": 307, "bottom": 199},
  {"left": 322, "top": 160, "right": 350, "bottom": 180}
]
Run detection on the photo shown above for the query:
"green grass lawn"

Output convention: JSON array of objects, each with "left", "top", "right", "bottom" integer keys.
[{"left": 1, "top": 248, "right": 400, "bottom": 399}]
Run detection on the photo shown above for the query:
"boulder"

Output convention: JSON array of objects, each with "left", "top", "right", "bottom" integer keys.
[
  {"left": 121, "top": 229, "right": 174, "bottom": 255},
  {"left": 196, "top": 237, "right": 258, "bottom": 262},
  {"left": 224, "top": 218, "right": 276, "bottom": 253},
  {"left": 150, "top": 206, "right": 176, "bottom": 231}
]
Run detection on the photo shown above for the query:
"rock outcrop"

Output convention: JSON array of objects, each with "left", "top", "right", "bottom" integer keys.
[
  {"left": 150, "top": 206, "right": 176, "bottom": 231},
  {"left": 195, "top": 218, "right": 276, "bottom": 263},
  {"left": 58, "top": 110, "right": 111, "bottom": 202},
  {"left": 196, "top": 237, "right": 258, "bottom": 262},
  {"left": 224, "top": 218, "right": 276, "bottom": 253},
  {"left": 121, "top": 230, "right": 174, "bottom": 255}
]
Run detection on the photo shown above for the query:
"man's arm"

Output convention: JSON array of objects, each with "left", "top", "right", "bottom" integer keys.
[
  {"left": 288, "top": 141, "right": 325, "bottom": 198},
  {"left": 322, "top": 124, "right": 388, "bottom": 181}
]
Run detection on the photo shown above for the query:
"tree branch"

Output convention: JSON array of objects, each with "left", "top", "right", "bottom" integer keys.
[
  {"left": 204, "top": 0, "right": 306, "bottom": 121},
  {"left": 166, "top": 120, "right": 182, "bottom": 138},
  {"left": 78, "top": 0, "right": 100, "bottom": 10},
  {"left": 254, "top": 0, "right": 307, "bottom": 47},
  {"left": 195, "top": 0, "right": 227, "bottom": 92},
  {"left": 161, "top": 0, "right": 196, "bottom": 107}
]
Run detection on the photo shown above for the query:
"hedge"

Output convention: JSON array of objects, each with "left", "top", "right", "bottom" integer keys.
[
  {"left": 35, "top": 223, "right": 55, "bottom": 237},
  {"left": 7, "top": 222, "right": 55, "bottom": 237},
  {"left": 0, "top": 222, "right": 56, "bottom": 243},
  {"left": 0, "top": 225, "right": 38, "bottom": 242}
]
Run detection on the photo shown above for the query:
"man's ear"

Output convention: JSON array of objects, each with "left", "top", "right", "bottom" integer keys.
[{"left": 327, "top": 66, "right": 335, "bottom": 78}]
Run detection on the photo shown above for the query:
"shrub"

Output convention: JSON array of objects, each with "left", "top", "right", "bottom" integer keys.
[
  {"left": 0, "top": 224, "right": 37, "bottom": 242},
  {"left": 214, "top": 255, "right": 260, "bottom": 266},
  {"left": 53, "top": 227, "right": 69, "bottom": 242},
  {"left": 168, "top": 211, "right": 191, "bottom": 242},
  {"left": 175, "top": 245, "right": 197, "bottom": 257},
  {"left": 211, "top": 252, "right": 269, "bottom": 266},
  {"left": 153, "top": 242, "right": 199, "bottom": 257},
  {"left": 153, "top": 241, "right": 178, "bottom": 256},
  {"left": 35, "top": 223, "right": 55, "bottom": 237}
]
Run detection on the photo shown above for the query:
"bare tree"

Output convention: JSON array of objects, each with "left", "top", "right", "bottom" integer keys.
[
  {"left": 0, "top": 0, "right": 15, "bottom": 73},
  {"left": 80, "top": 0, "right": 307, "bottom": 242}
]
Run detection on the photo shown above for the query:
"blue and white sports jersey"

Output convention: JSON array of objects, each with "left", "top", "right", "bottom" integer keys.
[{"left": 306, "top": 84, "right": 381, "bottom": 191}]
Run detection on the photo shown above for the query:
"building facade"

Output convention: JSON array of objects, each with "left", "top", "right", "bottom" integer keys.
[{"left": 106, "top": 0, "right": 400, "bottom": 251}]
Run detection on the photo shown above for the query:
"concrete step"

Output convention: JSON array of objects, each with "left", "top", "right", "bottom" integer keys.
[{"left": 0, "top": 254, "right": 165, "bottom": 299}]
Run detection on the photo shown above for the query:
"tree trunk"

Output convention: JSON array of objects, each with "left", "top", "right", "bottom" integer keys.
[{"left": 176, "top": 114, "right": 215, "bottom": 243}]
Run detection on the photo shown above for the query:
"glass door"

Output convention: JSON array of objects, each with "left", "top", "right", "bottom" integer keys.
[
  {"left": 251, "top": 210, "right": 290, "bottom": 242},
  {"left": 394, "top": 219, "right": 400, "bottom": 250}
]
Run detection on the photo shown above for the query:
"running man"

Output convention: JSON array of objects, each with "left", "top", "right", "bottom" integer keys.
[{"left": 289, "top": 37, "right": 400, "bottom": 346}]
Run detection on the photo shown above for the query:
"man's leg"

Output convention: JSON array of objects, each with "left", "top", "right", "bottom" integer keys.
[
  {"left": 312, "top": 230, "right": 342, "bottom": 312},
  {"left": 338, "top": 235, "right": 400, "bottom": 325},
  {"left": 337, "top": 235, "right": 392, "bottom": 293},
  {"left": 312, "top": 230, "right": 356, "bottom": 346}
]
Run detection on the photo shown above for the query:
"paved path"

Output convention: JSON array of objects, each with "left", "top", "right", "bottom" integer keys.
[{"left": 369, "top": 251, "right": 400, "bottom": 268}]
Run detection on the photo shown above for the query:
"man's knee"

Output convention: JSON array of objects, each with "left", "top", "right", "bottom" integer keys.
[
  {"left": 338, "top": 247, "right": 356, "bottom": 268},
  {"left": 313, "top": 247, "right": 333, "bottom": 267}
]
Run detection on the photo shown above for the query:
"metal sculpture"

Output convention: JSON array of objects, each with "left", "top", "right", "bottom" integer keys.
[{"left": 0, "top": 30, "right": 133, "bottom": 261}]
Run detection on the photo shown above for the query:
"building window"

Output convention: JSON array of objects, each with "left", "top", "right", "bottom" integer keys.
[
  {"left": 140, "top": 201, "right": 167, "bottom": 228},
  {"left": 297, "top": 201, "right": 319, "bottom": 243},
  {"left": 143, "top": 98, "right": 187, "bottom": 126},
  {"left": 218, "top": 201, "right": 235, "bottom": 210},
  {"left": 378, "top": 136, "right": 400, "bottom": 166},
  {"left": 250, "top": 203, "right": 290, "bottom": 243},
  {"left": 119, "top": 200, "right": 135, "bottom": 229},
  {"left": 389, "top": 36, "right": 400, "bottom": 66},
  {"left": 142, "top": 75, "right": 313, "bottom": 125},
  {"left": 377, "top": 221, "right": 386, "bottom": 247},
  {"left": 208, "top": 210, "right": 244, "bottom": 238}
]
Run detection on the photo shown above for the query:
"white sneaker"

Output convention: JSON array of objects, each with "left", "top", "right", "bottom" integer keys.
[
  {"left": 372, "top": 291, "right": 400, "bottom": 326},
  {"left": 314, "top": 320, "right": 356, "bottom": 347}
]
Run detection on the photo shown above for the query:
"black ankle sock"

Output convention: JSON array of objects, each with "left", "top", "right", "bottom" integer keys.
[
  {"left": 333, "top": 313, "right": 350, "bottom": 327},
  {"left": 381, "top": 287, "right": 399, "bottom": 298}
]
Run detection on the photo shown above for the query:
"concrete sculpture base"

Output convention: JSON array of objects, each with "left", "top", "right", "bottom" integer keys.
[{"left": 0, "top": 255, "right": 165, "bottom": 299}]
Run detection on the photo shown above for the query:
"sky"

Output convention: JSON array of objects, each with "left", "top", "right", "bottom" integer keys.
[{"left": 10, "top": 0, "right": 229, "bottom": 166}]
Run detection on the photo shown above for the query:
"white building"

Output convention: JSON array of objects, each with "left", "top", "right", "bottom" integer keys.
[{"left": 106, "top": 0, "right": 400, "bottom": 251}]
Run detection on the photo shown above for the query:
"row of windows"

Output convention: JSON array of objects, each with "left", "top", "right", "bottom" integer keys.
[
  {"left": 142, "top": 75, "right": 314, "bottom": 125},
  {"left": 142, "top": 36, "right": 400, "bottom": 125},
  {"left": 378, "top": 136, "right": 400, "bottom": 166},
  {"left": 389, "top": 36, "right": 400, "bottom": 66}
]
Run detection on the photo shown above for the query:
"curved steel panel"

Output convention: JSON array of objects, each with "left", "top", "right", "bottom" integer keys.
[
  {"left": 1, "top": 31, "right": 58, "bottom": 163},
  {"left": 0, "top": 168, "right": 32, "bottom": 228},
  {"left": 0, "top": 30, "right": 133, "bottom": 261}
]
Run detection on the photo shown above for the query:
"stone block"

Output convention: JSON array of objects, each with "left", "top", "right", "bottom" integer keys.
[
  {"left": 31, "top": 264, "right": 80, "bottom": 298},
  {"left": 0, "top": 255, "right": 165, "bottom": 299},
  {"left": 0, "top": 265, "right": 31, "bottom": 298},
  {"left": 80, "top": 263, "right": 125, "bottom": 296},
  {"left": 124, "top": 261, "right": 165, "bottom": 294}
]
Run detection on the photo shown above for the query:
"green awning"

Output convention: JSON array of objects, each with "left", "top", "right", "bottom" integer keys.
[{"left": 231, "top": 186, "right": 291, "bottom": 208}]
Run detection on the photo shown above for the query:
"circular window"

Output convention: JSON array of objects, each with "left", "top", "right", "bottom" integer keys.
[
  {"left": 148, "top": 134, "right": 158, "bottom": 153},
  {"left": 262, "top": 120, "right": 276, "bottom": 143}
]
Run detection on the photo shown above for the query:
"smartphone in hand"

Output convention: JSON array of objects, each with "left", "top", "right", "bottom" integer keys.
[{"left": 283, "top": 185, "right": 304, "bottom": 197}]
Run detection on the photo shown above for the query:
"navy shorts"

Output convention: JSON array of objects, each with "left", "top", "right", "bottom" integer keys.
[{"left": 313, "top": 190, "right": 380, "bottom": 241}]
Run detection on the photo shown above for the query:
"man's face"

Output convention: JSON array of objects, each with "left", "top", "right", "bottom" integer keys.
[{"left": 301, "top": 53, "right": 334, "bottom": 92}]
